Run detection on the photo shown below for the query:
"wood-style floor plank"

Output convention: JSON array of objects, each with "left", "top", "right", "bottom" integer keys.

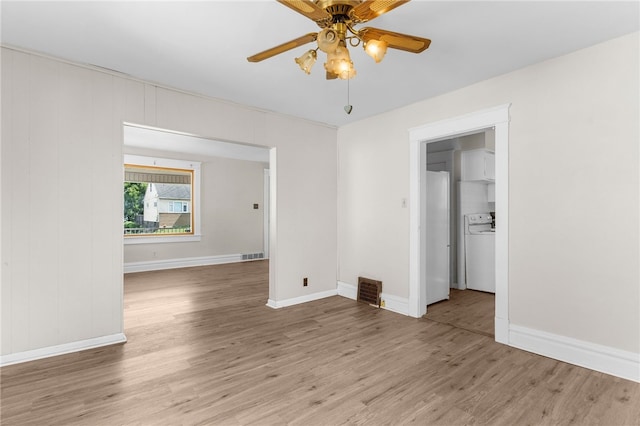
[
  {"left": 424, "top": 288, "right": 495, "bottom": 337},
  {"left": 2, "top": 260, "right": 639, "bottom": 425}
]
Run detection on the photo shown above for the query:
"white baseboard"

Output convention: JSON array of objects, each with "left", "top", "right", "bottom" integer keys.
[
  {"left": 124, "top": 254, "right": 244, "bottom": 273},
  {"left": 337, "top": 281, "right": 357, "bottom": 300},
  {"left": 509, "top": 324, "right": 640, "bottom": 383},
  {"left": 381, "top": 293, "right": 409, "bottom": 316},
  {"left": 337, "top": 281, "right": 409, "bottom": 316},
  {"left": 266, "top": 288, "right": 338, "bottom": 309},
  {"left": 0, "top": 333, "right": 127, "bottom": 367}
]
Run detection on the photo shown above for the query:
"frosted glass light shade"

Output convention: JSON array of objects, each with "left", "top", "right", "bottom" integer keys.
[
  {"left": 324, "top": 45, "right": 356, "bottom": 79},
  {"left": 364, "top": 39, "right": 388, "bottom": 63},
  {"left": 317, "top": 28, "right": 339, "bottom": 53},
  {"left": 295, "top": 50, "right": 317, "bottom": 74}
]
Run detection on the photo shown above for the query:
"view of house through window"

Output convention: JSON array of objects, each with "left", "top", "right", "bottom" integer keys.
[{"left": 124, "top": 165, "right": 194, "bottom": 236}]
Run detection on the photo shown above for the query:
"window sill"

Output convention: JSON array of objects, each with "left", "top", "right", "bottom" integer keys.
[{"left": 123, "top": 234, "right": 202, "bottom": 245}]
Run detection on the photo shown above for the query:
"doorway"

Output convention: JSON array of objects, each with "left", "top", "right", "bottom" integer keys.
[
  {"left": 122, "top": 124, "right": 276, "bottom": 301},
  {"left": 408, "top": 104, "right": 510, "bottom": 344}
]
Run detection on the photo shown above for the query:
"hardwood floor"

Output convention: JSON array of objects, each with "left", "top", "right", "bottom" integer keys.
[
  {"left": 424, "top": 289, "right": 495, "bottom": 337},
  {"left": 2, "top": 260, "right": 639, "bottom": 425}
]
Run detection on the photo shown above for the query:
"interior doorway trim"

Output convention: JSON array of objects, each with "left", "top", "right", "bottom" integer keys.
[
  {"left": 267, "top": 148, "right": 278, "bottom": 305},
  {"left": 263, "top": 168, "right": 270, "bottom": 259},
  {"left": 408, "top": 104, "right": 510, "bottom": 344}
]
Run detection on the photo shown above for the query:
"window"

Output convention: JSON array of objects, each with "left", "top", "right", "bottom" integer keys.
[
  {"left": 167, "top": 201, "right": 189, "bottom": 213},
  {"left": 124, "top": 155, "right": 201, "bottom": 244}
]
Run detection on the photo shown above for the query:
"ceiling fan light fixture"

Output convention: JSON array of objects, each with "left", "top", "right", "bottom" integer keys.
[
  {"left": 324, "top": 44, "right": 356, "bottom": 79},
  {"left": 364, "top": 39, "right": 388, "bottom": 63},
  {"left": 247, "top": 1, "right": 431, "bottom": 82},
  {"left": 317, "top": 28, "right": 340, "bottom": 53},
  {"left": 295, "top": 49, "right": 318, "bottom": 74}
]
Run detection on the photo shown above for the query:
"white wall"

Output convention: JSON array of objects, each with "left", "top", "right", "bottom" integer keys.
[
  {"left": 124, "top": 155, "right": 267, "bottom": 264},
  {"left": 1, "top": 47, "right": 338, "bottom": 359},
  {"left": 338, "top": 33, "right": 639, "bottom": 355},
  {"left": 2, "top": 33, "right": 637, "bottom": 377}
]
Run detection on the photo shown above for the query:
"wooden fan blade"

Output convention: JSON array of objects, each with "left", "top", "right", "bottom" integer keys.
[
  {"left": 277, "top": 0, "right": 332, "bottom": 24},
  {"left": 247, "top": 33, "right": 318, "bottom": 62},
  {"left": 350, "top": 0, "right": 411, "bottom": 23},
  {"left": 359, "top": 27, "right": 431, "bottom": 53}
]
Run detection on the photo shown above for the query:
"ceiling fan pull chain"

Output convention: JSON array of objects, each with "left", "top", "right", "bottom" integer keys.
[{"left": 344, "top": 71, "right": 353, "bottom": 115}]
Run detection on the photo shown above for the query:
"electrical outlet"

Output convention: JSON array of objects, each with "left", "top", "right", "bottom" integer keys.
[{"left": 303, "top": 277, "right": 308, "bottom": 287}]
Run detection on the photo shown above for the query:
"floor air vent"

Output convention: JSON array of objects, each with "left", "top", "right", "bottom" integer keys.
[
  {"left": 242, "top": 252, "right": 264, "bottom": 260},
  {"left": 357, "top": 277, "right": 382, "bottom": 307}
]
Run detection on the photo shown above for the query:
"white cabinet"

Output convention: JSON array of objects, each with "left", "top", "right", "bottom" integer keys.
[{"left": 461, "top": 149, "right": 495, "bottom": 182}]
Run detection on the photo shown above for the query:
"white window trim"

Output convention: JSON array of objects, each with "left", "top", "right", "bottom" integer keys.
[{"left": 124, "top": 154, "right": 202, "bottom": 245}]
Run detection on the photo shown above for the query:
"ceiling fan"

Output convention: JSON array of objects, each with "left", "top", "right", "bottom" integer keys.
[{"left": 247, "top": 0, "right": 431, "bottom": 80}]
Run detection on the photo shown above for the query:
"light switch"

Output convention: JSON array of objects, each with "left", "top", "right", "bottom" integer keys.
[{"left": 253, "top": 203, "right": 259, "bottom": 209}]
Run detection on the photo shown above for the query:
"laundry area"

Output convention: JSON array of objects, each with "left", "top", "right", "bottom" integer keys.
[{"left": 423, "top": 130, "right": 496, "bottom": 334}]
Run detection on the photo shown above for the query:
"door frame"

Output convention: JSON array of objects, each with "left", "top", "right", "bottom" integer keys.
[
  {"left": 408, "top": 104, "right": 510, "bottom": 344},
  {"left": 263, "top": 168, "right": 270, "bottom": 259}
]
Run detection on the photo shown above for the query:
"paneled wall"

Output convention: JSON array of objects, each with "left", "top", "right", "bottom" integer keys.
[{"left": 1, "top": 47, "right": 337, "bottom": 359}]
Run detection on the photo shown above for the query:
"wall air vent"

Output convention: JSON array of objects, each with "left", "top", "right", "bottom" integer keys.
[
  {"left": 357, "top": 277, "right": 382, "bottom": 308},
  {"left": 242, "top": 253, "right": 264, "bottom": 260}
]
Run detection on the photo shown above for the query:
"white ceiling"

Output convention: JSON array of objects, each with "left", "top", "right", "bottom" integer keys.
[{"left": 2, "top": 1, "right": 638, "bottom": 127}]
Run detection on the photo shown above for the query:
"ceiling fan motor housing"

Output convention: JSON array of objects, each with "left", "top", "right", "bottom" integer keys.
[
  {"left": 317, "top": 0, "right": 362, "bottom": 29},
  {"left": 316, "top": 0, "right": 361, "bottom": 15}
]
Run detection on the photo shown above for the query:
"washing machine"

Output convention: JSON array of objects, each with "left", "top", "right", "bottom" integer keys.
[{"left": 464, "top": 213, "right": 495, "bottom": 293}]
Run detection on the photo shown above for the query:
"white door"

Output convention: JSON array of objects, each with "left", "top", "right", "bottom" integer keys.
[{"left": 426, "top": 171, "right": 450, "bottom": 305}]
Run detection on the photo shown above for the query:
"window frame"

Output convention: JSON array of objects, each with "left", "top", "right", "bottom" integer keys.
[{"left": 124, "top": 154, "right": 201, "bottom": 245}]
